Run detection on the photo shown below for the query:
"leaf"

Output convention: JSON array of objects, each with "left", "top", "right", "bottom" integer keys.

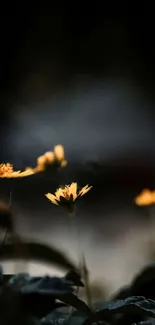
[
  {"left": 65, "top": 270, "right": 84, "bottom": 287},
  {"left": 5, "top": 273, "right": 73, "bottom": 317},
  {"left": 56, "top": 292, "right": 92, "bottom": 316},
  {"left": 94, "top": 301, "right": 111, "bottom": 311},
  {"left": 6, "top": 273, "right": 91, "bottom": 318},
  {"left": 130, "top": 264, "right": 155, "bottom": 300},
  {"left": 0, "top": 241, "right": 77, "bottom": 271},
  {"left": 0, "top": 284, "right": 41, "bottom": 325},
  {"left": 83, "top": 296, "right": 155, "bottom": 325},
  {"left": 41, "top": 308, "right": 87, "bottom": 325},
  {"left": 8, "top": 274, "right": 74, "bottom": 295},
  {"left": 132, "top": 320, "right": 155, "bottom": 325},
  {"left": 22, "top": 282, "right": 91, "bottom": 316},
  {"left": 41, "top": 309, "right": 68, "bottom": 325}
]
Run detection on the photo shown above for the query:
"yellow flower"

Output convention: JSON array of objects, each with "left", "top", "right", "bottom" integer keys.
[
  {"left": 0, "top": 163, "right": 34, "bottom": 178},
  {"left": 54, "top": 145, "right": 67, "bottom": 168},
  {"left": 135, "top": 188, "right": 155, "bottom": 206},
  {"left": 45, "top": 182, "right": 93, "bottom": 208},
  {"left": 37, "top": 155, "right": 46, "bottom": 167},
  {"left": 44, "top": 151, "right": 55, "bottom": 164},
  {"left": 34, "top": 145, "right": 67, "bottom": 173}
]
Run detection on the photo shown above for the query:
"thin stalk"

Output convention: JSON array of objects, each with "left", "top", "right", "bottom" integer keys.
[
  {"left": 0, "top": 228, "right": 9, "bottom": 251},
  {"left": 8, "top": 190, "right": 28, "bottom": 273},
  {"left": 9, "top": 190, "right": 12, "bottom": 208},
  {"left": 0, "top": 191, "right": 12, "bottom": 251},
  {"left": 68, "top": 207, "right": 92, "bottom": 314},
  {"left": 81, "top": 254, "right": 92, "bottom": 308},
  {"left": 68, "top": 208, "right": 81, "bottom": 321}
]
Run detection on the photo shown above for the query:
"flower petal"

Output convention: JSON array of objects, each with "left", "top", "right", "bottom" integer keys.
[
  {"left": 37, "top": 155, "right": 46, "bottom": 165},
  {"left": 55, "top": 188, "right": 65, "bottom": 200},
  {"left": 78, "top": 185, "right": 93, "bottom": 197},
  {"left": 44, "top": 151, "right": 55, "bottom": 164},
  {"left": 69, "top": 183, "right": 77, "bottom": 201},
  {"left": 54, "top": 145, "right": 65, "bottom": 162},
  {"left": 45, "top": 193, "right": 59, "bottom": 205}
]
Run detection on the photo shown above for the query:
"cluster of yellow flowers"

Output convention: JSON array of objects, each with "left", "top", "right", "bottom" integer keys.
[
  {"left": 0, "top": 145, "right": 92, "bottom": 208},
  {"left": 0, "top": 145, "right": 67, "bottom": 178},
  {"left": 0, "top": 163, "right": 34, "bottom": 178},
  {"left": 2, "top": 144, "right": 155, "bottom": 212},
  {"left": 2, "top": 145, "right": 155, "bottom": 209}
]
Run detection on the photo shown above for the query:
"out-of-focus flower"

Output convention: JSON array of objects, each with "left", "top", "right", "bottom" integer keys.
[
  {"left": 135, "top": 188, "right": 155, "bottom": 206},
  {"left": 54, "top": 145, "right": 67, "bottom": 168},
  {"left": 45, "top": 182, "right": 93, "bottom": 209},
  {"left": 44, "top": 151, "right": 55, "bottom": 164},
  {"left": 0, "top": 163, "right": 34, "bottom": 178},
  {"left": 34, "top": 144, "right": 67, "bottom": 173},
  {"left": 35, "top": 152, "right": 55, "bottom": 172}
]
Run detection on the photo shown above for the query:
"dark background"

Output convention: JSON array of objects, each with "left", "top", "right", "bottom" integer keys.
[{"left": 0, "top": 7, "right": 155, "bottom": 295}]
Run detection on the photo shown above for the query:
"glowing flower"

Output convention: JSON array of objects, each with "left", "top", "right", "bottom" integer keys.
[
  {"left": 45, "top": 182, "right": 93, "bottom": 209},
  {"left": 135, "top": 188, "right": 155, "bottom": 206},
  {"left": 54, "top": 145, "right": 67, "bottom": 168},
  {"left": 44, "top": 151, "right": 55, "bottom": 164},
  {"left": 37, "top": 155, "right": 46, "bottom": 167},
  {"left": 34, "top": 144, "right": 67, "bottom": 173},
  {"left": 0, "top": 163, "right": 34, "bottom": 178},
  {"left": 35, "top": 152, "right": 55, "bottom": 172}
]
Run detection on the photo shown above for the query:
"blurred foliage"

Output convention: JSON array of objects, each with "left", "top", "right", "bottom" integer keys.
[
  {"left": 0, "top": 262, "right": 155, "bottom": 324},
  {"left": 0, "top": 240, "right": 77, "bottom": 272}
]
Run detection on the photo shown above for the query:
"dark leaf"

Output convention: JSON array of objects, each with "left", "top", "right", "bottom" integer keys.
[
  {"left": 0, "top": 241, "right": 77, "bottom": 271},
  {"left": 8, "top": 274, "right": 74, "bottom": 295},
  {"left": 130, "top": 264, "right": 155, "bottom": 300},
  {"left": 6, "top": 273, "right": 91, "bottom": 317},
  {"left": 94, "top": 301, "right": 111, "bottom": 311},
  {"left": 41, "top": 309, "right": 68, "bottom": 325},
  {"left": 56, "top": 292, "right": 92, "bottom": 316},
  {"left": 41, "top": 308, "right": 87, "bottom": 325},
  {"left": 0, "top": 284, "right": 41, "bottom": 325},
  {"left": 5, "top": 273, "right": 73, "bottom": 317},
  {"left": 132, "top": 319, "right": 155, "bottom": 325},
  {"left": 83, "top": 296, "right": 155, "bottom": 325},
  {"left": 65, "top": 270, "right": 84, "bottom": 287}
]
